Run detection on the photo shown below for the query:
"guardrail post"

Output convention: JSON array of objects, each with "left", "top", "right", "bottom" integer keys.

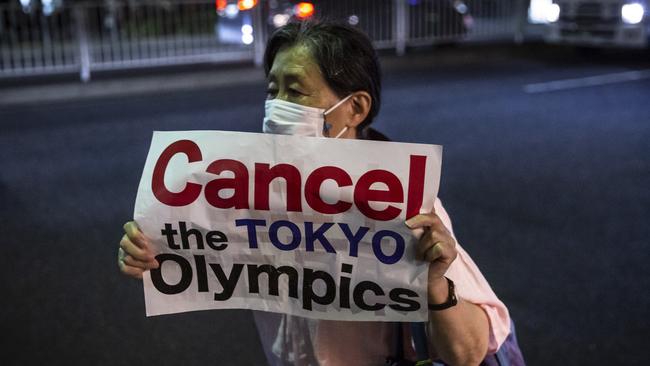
[
  {"left": 73, "top": 6, "right": 91, "bottom": 82},
  {"left": 514, "top": 0, "right": 528, "bottom": 44},
  {"left": 394, "top": 0, "right": 407, "bottom": 56},
  {"left": 252, "top": 2, "right": 265, "bottom": 67}
]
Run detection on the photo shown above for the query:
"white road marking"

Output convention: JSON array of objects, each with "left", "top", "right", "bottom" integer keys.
[{"left": 523, "top": 69, "right": 650, "bottom": 94}]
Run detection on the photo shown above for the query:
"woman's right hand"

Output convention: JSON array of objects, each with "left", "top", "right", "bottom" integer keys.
[{"left": 118, "top": 221, "right": 159, "bottom": 279}]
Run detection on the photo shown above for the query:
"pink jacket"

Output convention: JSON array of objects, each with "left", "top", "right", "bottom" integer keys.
[{"left": 253, "top": 199, "right": 511, "bottom": 366}]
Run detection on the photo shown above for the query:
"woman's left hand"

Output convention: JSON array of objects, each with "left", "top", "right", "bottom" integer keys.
[{"left": 406, "top": 210, "right": 458, "bottom": 284}]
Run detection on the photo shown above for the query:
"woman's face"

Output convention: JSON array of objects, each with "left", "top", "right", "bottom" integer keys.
[{"left": 266, "top": 44, "right": 353, "bottom": 138}]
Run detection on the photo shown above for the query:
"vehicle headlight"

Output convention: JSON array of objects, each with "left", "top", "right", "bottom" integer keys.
[
  {"left": 528, "top": 0, "right": 560, "bottom": 24},
  {"left": 622, "top": 3, "right": 645, "bottom": 24},
  {"left": 546, "top": 3, "right": 561, "bottom": 23}
]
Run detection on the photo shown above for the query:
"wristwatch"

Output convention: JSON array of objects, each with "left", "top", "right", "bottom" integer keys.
[{"left": 427, "top": 277, "right": 458, "bottom": 311}]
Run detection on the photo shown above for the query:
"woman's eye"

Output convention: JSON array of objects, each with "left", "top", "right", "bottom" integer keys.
[{"left": 288, "top": 88, "right": 303, "bottom": 96}]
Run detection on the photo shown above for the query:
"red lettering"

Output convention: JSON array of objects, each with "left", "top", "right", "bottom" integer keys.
[
  {"left": 204, "top": 159, "right": 249, "bottom": 209},
  {"left": 151, "top": 140, "right": 202, "bottom": 206},
  {"left": 354, "top": 170, "right": 403, "bottom": 221},
  {"left": 151, "top": 140, "right": 427, "bottom": 220},
  {"left": 254, "top": 163, "right": 302, "bottom": 211},
  {"left": 406, "top": 155, "right": 427, "bottom": 219},
  {"left": 305, "top": 167, "right": 353, "bottom": 214}
]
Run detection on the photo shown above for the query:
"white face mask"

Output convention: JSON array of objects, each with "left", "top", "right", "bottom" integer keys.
[{"left": 263, "top": 95, "right": 352, "bottom": 138}]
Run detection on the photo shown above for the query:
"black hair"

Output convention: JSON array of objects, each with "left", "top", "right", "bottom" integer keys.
[{"left": 263, "top": 20, "right": 382, "bottom": 134}]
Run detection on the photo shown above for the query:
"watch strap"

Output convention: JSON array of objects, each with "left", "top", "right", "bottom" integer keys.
[{"left": 427, "top": 277, "right": 458, "bottom": 311}]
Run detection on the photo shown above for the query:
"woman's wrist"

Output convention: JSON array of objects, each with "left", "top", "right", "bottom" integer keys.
[{"left": 427, "top": 276, "right": 450, "bottom": 304}]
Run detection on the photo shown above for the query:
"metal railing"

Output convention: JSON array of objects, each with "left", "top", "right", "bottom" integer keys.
[{"left": 0, "top": 0, "right": 528, "bottom": 81}]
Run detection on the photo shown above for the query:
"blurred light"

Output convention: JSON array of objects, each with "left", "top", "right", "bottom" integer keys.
[
  {"left": 546, "top": 3, "right": 560, "bottom": 22},
  {"left": 19, "top": 0, "right": 31, "bottom": 13},
  {"left": 42, "top": 0, "right": 53, "bottom": 16},
  {"left": 242, "top": 33, "right": 254, "bottom": 45},
  {"left": 622, "top": 3, "right": 644, "bottom": 24},
  {"left": 272, "top": 13, "right": 290, "bottom": 27},
  {"left": 348, "top": 14, "right": 359, "bottom": 26},
  {"left": 225, "top": 4, "right": 239, "bottom": 18},
  {"left": 215, "top": 0, "right": 227, "bottom": 12},
  {"left": 241, "top": 24, "right": 253, "bottom": 34},
  {"left": 295, "top": 2, "right": 314, "bottom": 19},
  {"left": 454, "top": 1, "right": 468, "bottom": 15},
  {"left": 529, "top": 0, "right": 558, "bottom": 24},
  {"left": 238, "top": 0, "right": 257, "bottom": 11}
]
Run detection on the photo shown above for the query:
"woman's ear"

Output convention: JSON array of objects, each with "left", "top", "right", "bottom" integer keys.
[{"left": 348, "top": 91, "right": 372, "bottom": 128}]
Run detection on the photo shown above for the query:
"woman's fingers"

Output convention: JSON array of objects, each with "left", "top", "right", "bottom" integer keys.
[
  {"left": 406, "top": 213, "right": 450, "bottom": 234},
  {"left": 118, "top": 248, "right": 145, "bottom": 279},
  {"left": 422, "top": 241, "right": 444, "bottom": 262},
  {"left": 123, "top": 221, "right": 150, "bottom": 249},
  {"left": 407, "top": 213, "right": 457, "bottom": 264},
  {"left": 120, "top": 234, "right": 154, "bottom": 262},
  {"left": 123, "top": 254, "right": 159, "bottom": 270},
  {"left": 405, "top": 213, "right": 441, "bottom": 230},
  {"left": 118, "top": 222, "right": 158, "bottom": 279},
  {"left": 120, "top": 263, "right": 144, "bottom": 279},
  {"left": 417, "top": 239, "right": 442, "bottom": 262},
  {"left": 416, "top": 230, "right": 435, "bottom": 259}
]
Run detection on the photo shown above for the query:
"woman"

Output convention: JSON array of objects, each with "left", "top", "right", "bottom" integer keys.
[{"left": 118, "top": 20, "right": 519, "bottom": 366}]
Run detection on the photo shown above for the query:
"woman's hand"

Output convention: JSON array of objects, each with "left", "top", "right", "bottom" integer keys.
[
  {"left": 405, "top": 210, "right": 458, "bottom": 294},
  {"left": 118, "top": 221, "right": 159, "bottom": 279},
  {"left": 407, "top": 211, "right": 490, "bottom": 365}
]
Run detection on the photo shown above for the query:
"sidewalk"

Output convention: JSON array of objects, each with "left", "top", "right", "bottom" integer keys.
[
  {"left": 0, "top": 42, "right": 555, "bottom": 107},
  {"left": 0, "top": 65, "right": 267, "bottom": 107}
]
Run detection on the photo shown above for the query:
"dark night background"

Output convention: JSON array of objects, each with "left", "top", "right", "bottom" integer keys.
[{"left": 1, "top": 43, "right": 649, "bottom": 365}]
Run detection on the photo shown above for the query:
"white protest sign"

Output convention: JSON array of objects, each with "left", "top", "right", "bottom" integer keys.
[{"left": 134, "top": 131, "right": 442, "bottom": 322}]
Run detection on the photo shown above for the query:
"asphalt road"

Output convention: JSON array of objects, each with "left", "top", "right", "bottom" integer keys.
[{"left": 1, "top": 44, "right": 649, "bottom": 365}]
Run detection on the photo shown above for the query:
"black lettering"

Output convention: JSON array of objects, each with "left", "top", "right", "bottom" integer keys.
[
  {"left": 179, "top": 221, "right": 204, "bottom": 249},
  {"left": 353, "top": 281, "right": 386, "bottom": 311},
  {"left": 209, "top": 263, "right": 244, "bottom": 301},
  {"left": 247, "top": 264, "right": 299, "bottom": 298},
  {"left": 150, "top": 253, "right": 192, "bottom": 294},
  {"left": 161, "top": 223, "right": 180, "bottom": 250},
  {"left": 302, "top": 269, "right": 336, "bottom": 310},
  {"left": 388, "top": 288, "right": 421, "bottom": 312},
  {"left": 206, "top": 230, "right": 228, "bottom": 251},
  {"left": 194, "top": 255, "right": 208, "bottom": 292},
  {"left": 339, "top": 263, "right": 353, "bottom": 309}
]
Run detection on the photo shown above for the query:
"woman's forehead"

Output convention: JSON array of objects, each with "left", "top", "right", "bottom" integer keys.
[{"left": 269, "top": 44, "right": 322, "bottom": 81}]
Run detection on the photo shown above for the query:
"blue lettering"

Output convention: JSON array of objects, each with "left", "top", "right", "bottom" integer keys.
[
  {"left": 234, "top": 219, "right": 266, "bottom": 249},
  {"left": 269, "top": 220, "right": 301, "bottom": 251},
  {"left": 338, "top": 223, "right": 369, "bottom": 257},
  {"left": 305, "top": 222, "right": 336, "bottom": 253},
  {"left": 371, "top": 230, "right": 405, "bottom": 265}
]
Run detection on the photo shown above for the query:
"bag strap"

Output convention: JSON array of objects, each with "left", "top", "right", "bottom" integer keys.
[{"left": 411, "top": 323, "right": 433, "bottom": 366}]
